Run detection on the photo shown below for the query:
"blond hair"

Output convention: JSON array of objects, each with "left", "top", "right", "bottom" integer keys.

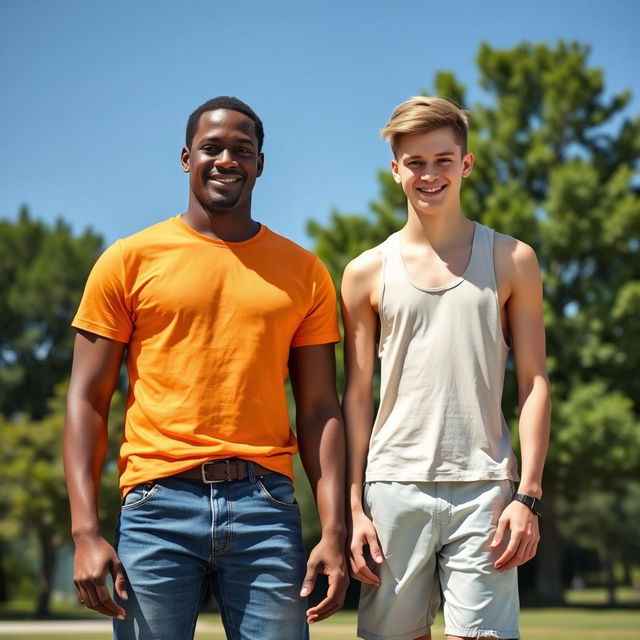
[{"left": 381, "top": 96, "right": 469, "bottom": 156}]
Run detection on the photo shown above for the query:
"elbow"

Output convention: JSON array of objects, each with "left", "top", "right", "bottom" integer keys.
[{"left": 518, "top": 373, "right": 551, "bottom": 409}]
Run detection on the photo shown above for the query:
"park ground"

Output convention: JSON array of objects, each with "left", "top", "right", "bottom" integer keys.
[
  {"left": 0, "top": 609, "right": 640, "bottom": 639},
  {"left": 1, "top": 589, "right": 639, "bottom": 640},
  {"left": 0, "top": 588, "right": 640, "bottom": 640}
]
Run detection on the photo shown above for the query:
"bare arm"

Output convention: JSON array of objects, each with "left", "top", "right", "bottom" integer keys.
[
  {"left": 341, "top": 253, "right": 384, "bottom": 585},
  {"left": 492, "top": 239, "right": 551, "bottom": 571},
  {"left": 63, "top": 329, "right": 127, "bottom": 617},
  {"left": 289, "top": 343, "right": 348, "bottom": 623}
]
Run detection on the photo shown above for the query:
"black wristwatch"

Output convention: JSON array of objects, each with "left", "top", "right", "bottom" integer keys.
[{"left": 512, "top": 493, "right": 544, "bottom": 516}]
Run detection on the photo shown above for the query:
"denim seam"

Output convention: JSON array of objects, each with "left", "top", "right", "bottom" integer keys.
[
  {"left": 257, "top": 479, "right": 300, "bottom": 510},
  {"left": 188, "top": 572, "right": 209, "bottom": 639},
  {"left": 215, "top": 578, "right": 238, "bottom": 640},
  {"left": 120, "top": 483, "right": 161, "bottom": 511},
  {"left": 213, "top": 485, "right": 233, "bottom": 555},
  {"left": 209, "top": 484, "right": 215, "bottom": 565}
]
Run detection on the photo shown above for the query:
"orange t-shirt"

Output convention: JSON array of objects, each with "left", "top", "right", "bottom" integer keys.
[{"left": 72, "top": 216, "right": 340, "bottom": 497}]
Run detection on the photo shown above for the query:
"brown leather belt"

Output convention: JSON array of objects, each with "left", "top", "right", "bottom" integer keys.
[{"left": 176, "top": 458, "right": 275, "bottom": 483}]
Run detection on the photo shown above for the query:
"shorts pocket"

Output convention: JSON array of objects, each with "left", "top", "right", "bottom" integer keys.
[
  {"left": 499, "top": 479, "right": 516, "bottom": 502},
  {"left": 121, "top": 482, "right": 160, "bottom": 510},
  {"left": 258, "top": 474, "right": 299, "bottom": 510}
]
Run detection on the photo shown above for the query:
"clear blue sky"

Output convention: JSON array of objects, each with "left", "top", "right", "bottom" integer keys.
[{"left": 1, "top": 0, "right": 637, "bottom": 249}]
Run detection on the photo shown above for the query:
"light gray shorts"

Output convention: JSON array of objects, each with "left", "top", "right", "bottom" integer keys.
[{"left": 357, "top": 480, "right": 519, "bottom": 640}]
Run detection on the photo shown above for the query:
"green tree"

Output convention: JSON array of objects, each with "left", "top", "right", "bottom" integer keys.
[
  {"left": 0, "top": 208, "right": 105, "bottom": 613},
  {"left": 0, "top": 207, "right": 103, "bottom": 419},
  {"left": 0, "top": 385, "right": 122, "bottom": 617},
  {"left": 308, "top": 41, "right": 640, "bottom": 604},
  {"left": 552, "top": 384, "right": 640, "bottom": 604}
]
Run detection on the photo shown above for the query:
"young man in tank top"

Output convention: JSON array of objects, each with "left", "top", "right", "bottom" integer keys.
[
  {"left": 341, "top": 96, "right": 551, "bottom": 640},
  {"left": 64, "top": 96, "right": 348, "bottom": 640}
]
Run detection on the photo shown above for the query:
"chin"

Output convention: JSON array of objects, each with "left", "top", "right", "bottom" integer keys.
[{"left": 210, "top": 198, "right": 240, "bottom": 211}]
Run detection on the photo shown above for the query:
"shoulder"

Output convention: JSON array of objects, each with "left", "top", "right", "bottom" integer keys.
[
  {"left": 492, "top": 230, "right": 542, "bottom": 297},
  {"left": 341, "top": 242, "right": 388, "bottom": 313},
  {"left": 343, "top": 243, "right": 386, "bottom": 287},
  {"left": 493, "top": 231, "right": 540, "bottom": 276},
  {"left": 262, "top": 226, "right": 323, "bottom": 266},
  {"left": 262, "top": 226, "right": 311, "bottom": 256},
  {"left": 118, "top": 218, "right": 177, "bottom": 251}
]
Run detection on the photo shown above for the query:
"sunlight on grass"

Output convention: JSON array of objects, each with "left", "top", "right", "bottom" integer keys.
[{"left": 1, "top": 608, "right": 640, "bottom": 640}]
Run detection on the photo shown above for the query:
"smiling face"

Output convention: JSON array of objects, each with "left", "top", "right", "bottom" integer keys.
[
  {"left": 391, "top": 126, "right": 473, "bottom": 217},
  {"left": 181, "top": 109, "right": 264, "bottom": 216}
]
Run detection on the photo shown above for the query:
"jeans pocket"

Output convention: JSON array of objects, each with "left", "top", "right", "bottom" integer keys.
[
  {"left": 121, "top": 482, "right": 160, "bottom": 511},
  {"left": 258, "top": 474, "right": 299, "bottom": 510}
]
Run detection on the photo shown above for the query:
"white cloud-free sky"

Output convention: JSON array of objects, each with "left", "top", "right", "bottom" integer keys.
[{"left": 1, "top": 0, "right": 637, "bottom": 248}]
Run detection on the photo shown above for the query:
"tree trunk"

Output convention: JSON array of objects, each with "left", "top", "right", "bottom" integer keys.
[
  {"left": 601, "top": 549, "right": 617, "bottom": 606},
  {"left": 35, "top": 534, "right": 57, "bottom": 618},
  {"left": 534, "top": 489, "right": 565, "bottom": 604},
  {"left": 0, "top": 544, "right": 7, "bottom": 602}
]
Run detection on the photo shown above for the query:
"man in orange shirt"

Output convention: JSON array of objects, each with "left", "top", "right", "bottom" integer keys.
[{"left": 64, "top": 96, "right": 348, "bottom": 640}]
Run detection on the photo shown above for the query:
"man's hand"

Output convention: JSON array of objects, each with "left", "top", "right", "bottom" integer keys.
[
  {"left": 73, "top": 532, "right": 128, "bottom": 619},
  {"left": 349, "top": 510, "right": 383, "bottom": 586},
  {"left": 300, "top": 534, "right": 348, "bottom": 624},
  {"left": 491, "top": 500, "right": 540, "bottom": 572}
]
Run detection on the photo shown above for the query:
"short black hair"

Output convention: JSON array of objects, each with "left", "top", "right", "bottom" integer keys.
[{"left": 185, "top": 96, "right": 264, "bottom": 151}]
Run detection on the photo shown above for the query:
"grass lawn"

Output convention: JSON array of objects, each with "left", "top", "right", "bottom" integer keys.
[{"left": 1, "top": 608, "right": 639, "bottom": 639}]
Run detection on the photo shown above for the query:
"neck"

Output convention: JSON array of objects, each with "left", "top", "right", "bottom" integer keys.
[
  {"left": 182, "top": 199, "right": 259, "bottom": 242},
  {"left": 401, "top": 205, "right": 472, "bottom": 249}
]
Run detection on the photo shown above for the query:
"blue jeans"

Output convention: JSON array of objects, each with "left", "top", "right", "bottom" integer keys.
[{"left": 113, "top": 469, "right": 309, "bottom": 640}]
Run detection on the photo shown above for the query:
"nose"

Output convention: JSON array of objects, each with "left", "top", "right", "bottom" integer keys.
[
  {"left": 421, "top": 167, "right": 439, "bottom": 181},
  {"left": 215, "top": 149, "right": 237, "bottom": 167}
]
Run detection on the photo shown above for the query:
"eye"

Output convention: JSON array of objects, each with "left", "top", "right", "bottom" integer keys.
[{"left": 438, "top": 158, "right": 452, "bottom": 164}]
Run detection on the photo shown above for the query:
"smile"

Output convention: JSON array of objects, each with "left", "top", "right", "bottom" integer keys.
[
  {"left": 417, "top": 184, "right": 446, "bottom": 195},
  {"left": 210, "top": 175, "right": 242, "bottom": 184}
]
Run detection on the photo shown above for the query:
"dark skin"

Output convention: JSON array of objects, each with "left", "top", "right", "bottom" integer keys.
[
  {"left": 180, "top": 108, "right": 264, "bottom": 241},
  {"left": 64, "top": 108, "right": 348, "bottom": 623}
]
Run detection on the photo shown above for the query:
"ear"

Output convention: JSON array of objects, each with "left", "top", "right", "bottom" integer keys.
[
  {"left": 257, "top": 152, "right": 264, "bottom": 177},
  {"left": 461, "top": 152, "right": 474, "bottom": 178},
  {"left": 180, "top": 146, "right": 190, "bottom": 173},
  {"left": 391, "top": 160, "right": 401, "bottom": 184}
]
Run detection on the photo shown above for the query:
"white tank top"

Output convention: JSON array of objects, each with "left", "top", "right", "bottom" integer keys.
[{"left": 366, "top": 222, "right": 519, "bottom": 483}]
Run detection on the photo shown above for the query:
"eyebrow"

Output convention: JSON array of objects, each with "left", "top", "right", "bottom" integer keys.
[
  {"left": 199, "top": 135, "right": 256, "bottom": 146},
  {"left": 405, "top": 150, "right": 456, "bottom": 159}
]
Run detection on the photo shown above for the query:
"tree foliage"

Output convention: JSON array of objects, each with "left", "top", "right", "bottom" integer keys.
[
  {"left": 307, "top": 40, "right": 640, "bottom": 602},
  {"left": 0, "top": 208, "right": 106, "bottom": 614},
  {"left": 0, "top": 385, "right": 122, "bottom": 616},
  {"left": 0, "top": 207, "right": 103, "bottom": 419}
]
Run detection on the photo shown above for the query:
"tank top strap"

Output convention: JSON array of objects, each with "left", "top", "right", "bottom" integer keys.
[
  {"left": 379, "top": 232, "right": 403, "bottom": 302},
  {"left": 465, "top": 222, "right": 496, "bottom": 287}
]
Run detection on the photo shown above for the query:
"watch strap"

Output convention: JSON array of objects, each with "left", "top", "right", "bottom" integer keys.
[{"left": 512, "top": 492, "right": 544, "bottom": 516}]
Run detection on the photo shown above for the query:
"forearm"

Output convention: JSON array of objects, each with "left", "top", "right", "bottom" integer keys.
[
  {"left": 297, "top": 407, "right": 346, "bottom": 538},
  {"left": 517, "top": 375, "right": 551, "bottom": 498},
  {"left": 343, "top": 389, "right": 373, "bottom": 515},
  {"left": 64, "top": 393, "right": 110, "bottom": 539},
  {"left": 64, "top": 331, "right": 125, "bottom": 538}
]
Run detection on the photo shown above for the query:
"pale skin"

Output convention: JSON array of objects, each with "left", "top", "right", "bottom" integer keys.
[
  {"left": 341, "top": 126, "right": 551, "bottom": 640},
  {"left": 63, "top": 108, "right": 348, "bottom": 626}
]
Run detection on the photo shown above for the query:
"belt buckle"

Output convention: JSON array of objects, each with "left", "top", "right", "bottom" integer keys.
[{"left": 201, "top": 459, "right": 236, "bottom": 484}]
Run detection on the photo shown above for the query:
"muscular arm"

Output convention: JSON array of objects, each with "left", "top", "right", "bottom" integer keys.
[
  {"left": 492, "top": 239, "right": 551, "bottom": 571},
  {"left": 63, "top": 329, "right": 127, "bottom": 617},
  {"left": 341, "top": 253, "right": 384, "bottom": 585},
  {"left": 289, "top": 343, "right": 348, "bottom": 623}
]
